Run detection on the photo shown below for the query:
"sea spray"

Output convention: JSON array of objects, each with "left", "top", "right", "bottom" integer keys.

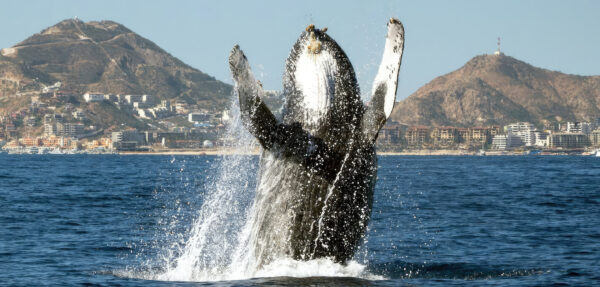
[
  {"left": 156, "top": 96, "right": 259, "bottom": 281},
  {"left": 122, "top": 91, "right": 379, "bottom": 282}
]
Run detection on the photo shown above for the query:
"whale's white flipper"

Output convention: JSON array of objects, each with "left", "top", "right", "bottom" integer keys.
[{"left": 362, "top": 18, "right": 405, "bottom": 142}]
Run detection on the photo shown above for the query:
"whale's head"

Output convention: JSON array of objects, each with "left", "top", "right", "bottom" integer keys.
[{"left": 282, "top": 25, "right": 362, "bottom": 139}]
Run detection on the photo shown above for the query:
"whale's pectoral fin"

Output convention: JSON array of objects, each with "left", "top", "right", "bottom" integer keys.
[
  {"left": 229, "top": 45, "right": 278, "bottom": 149},
  {"left": 361, "top": 18, "right": 404, "bottom": 143}
]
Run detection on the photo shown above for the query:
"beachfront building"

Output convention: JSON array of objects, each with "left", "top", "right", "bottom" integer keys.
[
  {"left": 491, "top": 135, "right": 508, "bottom": 150},
  {"left": 431, "top": 126, "right": 458, "bottom": 147},
  {"left": 21, "top": 137, "right": 42, "bottom": 146},
  {"left": 112, "top": 129, "right": 145, "bottom": 151},
  {"left": 589, "top": 129, "right": 600, "bottom": 147},
  {"left": 406, "top": 126, "right": 429, "bottom": 148},
  {"left": 378, "top": 124, "right": 402, "bottom": 146},
  {"left": 56, "top": 123, "right": 84, "bottom": 138},
  {"left": 469, "top": 127, "right": 491, "bottom": 146},
  {"left": 506, "top": 122, "right": 535, "bottom": 146},
  {"left": 566, "top": 122, "right": 593, "bottom": 135},
  {"left": 491, "top": 133, "right": 522, "bottom": 150},
  {"left": 547, "top": 133, "right": 590, "bottom": 149},
  {"left": 533, "top": 130, "right": 549, "bottom": 147},
  {"left": 457, "top": 128, "right": 469, "bottom": 143},
  {"left": 488, "top": 125, "right": 502, "bottom": 137}
]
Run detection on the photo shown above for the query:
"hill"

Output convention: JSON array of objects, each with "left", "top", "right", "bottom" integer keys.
[
  {"left": 390, "top": 53, "right": 600, "bottom": 127},
  {"left": 0, "top": 18, "right": 231, "bottom": 110}
]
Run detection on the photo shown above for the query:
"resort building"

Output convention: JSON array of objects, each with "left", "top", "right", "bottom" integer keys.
[
  {"left": 547, "top": 133, "right": 590, "bottom": 149},
  {"left": 566, "top": 122, "right": 593, "bottom": 135},
  {"left": 491, "top": 133, "right": 523, "bottom": 150},
  {"left": 533, "top": 130, "right": 549, "bottom": 147},
  {"left": 44, "top": 122, "right": 57, "bottom": 137},
  {"left": 590, "top": 129, "right": 600, "bottom": 147},
  {"left": 378, "top": 124, "right": 403, "bottom": 146},
  {"left": 431, "top": 126, "right": 458, "bottom": 147},
  {"left": 21, "top": 137, "right": 42, "bottom": 146},
  {"left": 468, "top": 127, "right": 491, "bottom": 146},
  {"left": 56, "top": 123, "right": 84, "bottom": 138},
  {"left": 457, "top": 128, "right": 469, "bottom": 143},
  {"left": 406, "top": 126, "right": 429, "bottom": 148},
  {"left": 506, "top": 122, "right": 536, "bottom": 146}
]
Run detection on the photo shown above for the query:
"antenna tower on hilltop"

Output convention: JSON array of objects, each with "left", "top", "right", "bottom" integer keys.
[{"left": 494, "top": 37, "right": 503, "bottom": 56}]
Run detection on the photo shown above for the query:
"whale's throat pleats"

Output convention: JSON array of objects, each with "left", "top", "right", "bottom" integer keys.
[{"left": 293, "top": 45, "right": 338, "bottom": 133}]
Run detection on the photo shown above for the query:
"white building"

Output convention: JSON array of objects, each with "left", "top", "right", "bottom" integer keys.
[
  {"left": 188, "top": 112, "right": 210, "bottom": 123},
  {"left": 104, "top": 94, "right": 119, "bottom": 102},
  {"left": 566, "top": 122, "right": 592, "bottom": 135},
  {"left": 124, "top": 94, "right": 151, "bottom": 105},
  {"left": 83, "top": 92, "right": 105, "bottom": 103},
  {"left": 42, "top": 82, "right": 61, "bottom": 93},
  {"left": 506, "top": 122, "right": 535, "bottom": 146},
  {"left": 491, "top": 135, "right": 507, "bottom": 150},
  {"left": 56, "top": 122, "right": 84, "bottom": 138},
  {"left": 491, "top": 133, "right": 523, "bottom": 150},
  {"left": 533, "top": 130, "right": 548, "bottom": 147}
]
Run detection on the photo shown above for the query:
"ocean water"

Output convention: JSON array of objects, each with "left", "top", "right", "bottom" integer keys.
[{"left": 1, "top": 154, "right": 599, "bottom": 286}]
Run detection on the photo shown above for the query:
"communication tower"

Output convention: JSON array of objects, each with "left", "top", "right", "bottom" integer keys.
[{"left": 494, "top": 37, "right": 503, "bottom": 56}]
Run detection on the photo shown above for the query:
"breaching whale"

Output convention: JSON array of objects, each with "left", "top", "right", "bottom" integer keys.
[{"left": 229, "top": 19, "right": 404, "bottom": 265}]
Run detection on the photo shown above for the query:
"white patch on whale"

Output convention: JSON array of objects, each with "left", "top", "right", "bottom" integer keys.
[
  {"left": 372, "top": 20, "right": 404, "bottom": 118},
  {"left": 293, "top": 42, "right": 337, "bottom": 131}
]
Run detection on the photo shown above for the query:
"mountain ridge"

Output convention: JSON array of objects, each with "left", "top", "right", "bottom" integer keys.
[
  {"left": 390, "top": 53, "right": 600, "bottom": 127},
  {"left": 0, "top": 18, "right": 231, "bottom": 109}
]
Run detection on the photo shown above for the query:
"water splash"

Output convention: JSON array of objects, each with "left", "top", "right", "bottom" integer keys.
[
  {"left": 121, "top": 92, "right": 377, "bottom": 282},
  {"left": 155, "top": 97, "right": 258, "bottom": 281}
]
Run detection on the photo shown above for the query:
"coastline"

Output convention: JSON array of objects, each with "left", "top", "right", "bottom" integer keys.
[
  {"left": 120, "top": 149, "right": 479, "bottom": 156},
  {"left": 118, "top": 149, "right": 592, "bottom": 156},
  {"left": 3, "top": 147, "right": 595, "bottom": 156},
  {"left": 118, "top": 148, "right": 260, "bottom": 156}
]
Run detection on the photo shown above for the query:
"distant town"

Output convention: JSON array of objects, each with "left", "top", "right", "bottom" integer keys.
[
  {"left": 378, "top": 120, "right": 600, "bottom": 155},
  {"left": 0, "top": 81, "right": 233, "bottom": 154},
  {"left": 1, "top": 81, "right": 599, "bottom": 155}
]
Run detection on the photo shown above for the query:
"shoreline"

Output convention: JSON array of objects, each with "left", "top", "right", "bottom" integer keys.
[
  {"left": 119, "top": 148, "right": 259, "bottom": 155},
  {"left": 117, "top": 149, "right": 593, "bottom": 156}
]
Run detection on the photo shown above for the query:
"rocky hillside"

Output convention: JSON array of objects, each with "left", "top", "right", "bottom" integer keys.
[
  {"left": 0, "top": 18, "right": 231, "bottom": 109},
  {"left": 390, "top": 54, "right": 600, "bottom": 127}
]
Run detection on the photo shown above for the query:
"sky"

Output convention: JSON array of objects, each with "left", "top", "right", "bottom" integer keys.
[{"left": 1, "top": 0, "right": 599, "bottom": 101}]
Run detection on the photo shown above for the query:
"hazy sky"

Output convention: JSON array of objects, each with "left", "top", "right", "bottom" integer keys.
[{"left": 1, "top": 0, "right": 598, "bottom": 101}]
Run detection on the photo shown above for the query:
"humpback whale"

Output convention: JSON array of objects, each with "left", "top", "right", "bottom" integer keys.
[{"left": 229, "top": 19, "right": 404, "bottom": 265}]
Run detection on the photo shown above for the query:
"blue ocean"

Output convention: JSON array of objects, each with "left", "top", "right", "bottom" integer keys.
[{"left": 1, "top": 154, "right": 599, "bottom": 286}]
